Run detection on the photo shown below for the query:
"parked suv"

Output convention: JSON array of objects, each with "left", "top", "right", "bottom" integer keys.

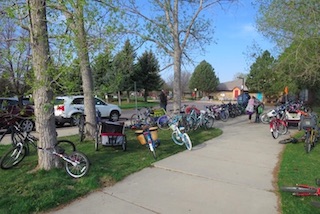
[
  {"left": 0, "top": 97, "right": 35, "bottom": 132},
  {"left": 54, "top": 95, "right": 121, "bottom": 127}
]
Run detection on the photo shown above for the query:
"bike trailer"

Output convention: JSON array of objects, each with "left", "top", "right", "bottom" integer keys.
[{"left": 100, "top": 121, "right": 127, "bottom": 151}]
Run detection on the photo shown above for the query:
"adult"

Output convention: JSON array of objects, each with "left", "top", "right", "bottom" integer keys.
[{"left": 159, "top": 89, "right": 167, "bottom": 111}]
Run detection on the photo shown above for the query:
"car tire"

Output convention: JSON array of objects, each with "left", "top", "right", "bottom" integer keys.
[
  {"left": 110, "top": 111, "right": 120, "bottom": 121},
  {"left": 20, "top": 119, "right": 34, "bottom": 132},
  {"left": 70, "top": 113, "right": 82, "bottom": 126}
]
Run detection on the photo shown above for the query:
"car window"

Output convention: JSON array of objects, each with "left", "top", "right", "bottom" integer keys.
[
  {"left": 95, "top": 98, "right": 106, "bottom": 105},
  {"left": 55, "top": 99, "right": 65, "bottom": 105},
  {"left": 72, "top": 98, "right": 84, "bottom": 105}
]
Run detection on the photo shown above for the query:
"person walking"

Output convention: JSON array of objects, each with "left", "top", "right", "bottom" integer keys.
[
  {"left": 159, "top": 89, "right": 167, "bottom": 111},
  {"left": 246, "top": 95, "right": 255, "bottom": 122}
]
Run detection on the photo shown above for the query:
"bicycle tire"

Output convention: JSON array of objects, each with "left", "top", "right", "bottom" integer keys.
[
  {"left": 130, "top": 114, "right": 140, "bottom": 125},
  {"left": 157, "top": 115, "right": 171, "bottom": 130},
  {"left": 122, "top": 137, "right": 127, "bottom": 151},
  {"left": 65, "top": 151, "right": 90, "bottom": 178},
  {"left": 305, "top": 132, "right": 312, "bottom": 153},
  {"left": 54, "top": 140, "right": 76, "bottom": 155},
  {"left": 280, "top": 186, "right": 317, "bottom": 194},
  {"left": 311, "top": 201, "right": 320, "bottom": 208},
  {"left": 95, "top": 129, "right": 100, "bottom": 151},
  {"left": 260, "top": 113, "right": 270, "bottom": 124},
  {"left": 0, "top": 144, "right": 27, "bottom": 169},
  {"left": 270, "top": 121, "right": 279, "bottom": 139},
  {"left": 182, "top": 133, "right": 192, "bottom": 150},
  {"left": 220, "top": 111, "right": 229, "bottom": 122},
  {"left": 278, "top": 138, "right": 294, "bottom": 144},
  {"left": 278, "top": 122, "right": 288, "bottom": 135},
  {"left": 78, "top": 116, "right": 85, "bottom": 142},
  {"left": 147, "top": 142, "right": 157, "bottom": 160},
  {"left": 171, "top": 131, "right": 184, "bottom": 146},
  {"left": 204, "top": 116, "right": 215, "bottom": 129}
]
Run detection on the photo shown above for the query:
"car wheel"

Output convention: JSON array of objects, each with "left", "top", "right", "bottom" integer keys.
[
  {"left": 20, "top": 119, "right": 34, "bottom": 132},
  {"left": 70, "top": 113, "right": 82, "bottom": 126},
  {"left": 110, "top": 111, "right": 120, "bottom": 121}
]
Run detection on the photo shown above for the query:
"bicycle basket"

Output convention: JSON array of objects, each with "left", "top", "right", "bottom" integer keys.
[
  {"left": 300, "top": 116, "right": 317, "bottom": 129},
  {"left": 152, "top": 108, "right": 166, "bottom": 117}
]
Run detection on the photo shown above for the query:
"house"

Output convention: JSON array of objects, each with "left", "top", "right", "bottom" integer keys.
[{"left": 213, "top": 79, "right": 248, "bottom": 101}]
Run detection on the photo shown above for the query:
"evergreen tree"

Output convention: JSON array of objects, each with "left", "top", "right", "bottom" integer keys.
[
  {"left": 133, "top": 50, "right": 163, "bottom": 102},
  {"left": 189, "top": 60, "right": 219, "bottom": 96}
]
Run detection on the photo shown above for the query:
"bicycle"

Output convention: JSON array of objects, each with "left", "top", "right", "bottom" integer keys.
[
  {"left": 280, "top": 178, "right": 320, "bottom": 196},
  {"left": 168, "top": 115, "right": 192, "bottom": 150},
  {"left": 0, "top": 130, "right": 89, "bottom": 178},
  {"left": 193, "top": 109, "right": 215, "bottom": 130},
  {"left": 299, "top": 113, "right": 319, "bottom": 153},
  {"left": 76, "top": 107, "right": 102, "bottom": 145},
  {"left": 130, "top": 107, "right": 157, "bottom": 126},
  {"left": 269, "top": 110, "right": 288, "bottom": 139},
  {"left": 134, "top": 124, "right": 160, "bottom": 160}
]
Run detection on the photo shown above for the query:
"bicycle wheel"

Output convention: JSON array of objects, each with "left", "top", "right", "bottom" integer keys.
[
  {"left": 94, "top": 125, "right": 101, "bottom": 151},
  {"left": 278, "top": 122, "right": 288, "bottom": 135},
  {"left": 280, "top": 186, "right": 316, "bottom": 194},
  {"left": 147, "top": 142, "right": 157, "bottom": 160},
  {"left": 78, "top": 115, "right": 85, "bottom": 142},
  {"left": 171, "top": 131, "right": 184, "bottom": 146},
  {"left": 157, "top": 115, "right": 171, "bottom": 130},
  {"left": 260, "top": 113, "right": 270, "bottom": 124},
  {"left": 305, "top": 132, "right": 312, "bottom": 153},
  {"left": 65, "top": 151, "right": 90, "bottom": 178},
  {"left": 54, "top": 140, "right": 76, "bottom": 155},
  {"left": 220, "top": 111, "right": 229, "bottom": 122},
  {"left": 182, "top": 133, "right": 192, "bottom": 150},
  {"left": 270, "top": 122, "right": 279, "bottom": 139},
  {"left": 130, "top": 114, "right": 140, "bottom": 125},
  {"left": 204, "top": 116, "right": 215, "bottom": 129},
  {"left": 0, "top": 144, "right": 27, "bottom": 169}
]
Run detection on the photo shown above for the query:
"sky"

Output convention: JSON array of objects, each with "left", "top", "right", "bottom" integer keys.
[{"left": 161, "top": 0, "right": 276, "bottom": 83}]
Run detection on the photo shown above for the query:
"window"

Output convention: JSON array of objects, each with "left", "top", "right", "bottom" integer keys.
[{"left": 72, "top": 98, "right": 84, "bottom": 105}]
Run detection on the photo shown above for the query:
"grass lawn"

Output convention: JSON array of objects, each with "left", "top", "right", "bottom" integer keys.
[
  {"left": 0, "top": 127, "right": 222, "bottom": 214},
  {"left": 278, "top": 107, "right": 320, "bottom": 213}
]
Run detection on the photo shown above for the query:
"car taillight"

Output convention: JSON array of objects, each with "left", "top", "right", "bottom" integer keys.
[{"left": 57, "top": 105, "right": 65, "bottom": 111}]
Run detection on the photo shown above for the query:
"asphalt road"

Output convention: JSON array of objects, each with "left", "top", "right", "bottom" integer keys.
[{"left": 0, "top": 100, "right": 233, "bottom": 145}]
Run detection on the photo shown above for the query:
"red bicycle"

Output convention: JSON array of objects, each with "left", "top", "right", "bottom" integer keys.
[{"left": 269, "top": 110, "right": 288, "bottom": 139}]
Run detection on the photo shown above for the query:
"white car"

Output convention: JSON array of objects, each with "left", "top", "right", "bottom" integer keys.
[{"left": 54, "top": 95, "right": 121, "bottom": 127}]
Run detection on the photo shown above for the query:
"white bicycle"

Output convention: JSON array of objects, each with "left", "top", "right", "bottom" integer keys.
[{"left": 169, "top": 115, "right": 192, "bottom": 150}]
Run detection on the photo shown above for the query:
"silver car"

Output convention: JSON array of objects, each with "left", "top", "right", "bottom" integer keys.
[{"left": 54, "top": 95, "right": 121, "bottom": 127}]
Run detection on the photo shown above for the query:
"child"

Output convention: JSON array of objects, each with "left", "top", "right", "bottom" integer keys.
[{"left": 255, "top": 100, "right": 264, "bottom": 123}]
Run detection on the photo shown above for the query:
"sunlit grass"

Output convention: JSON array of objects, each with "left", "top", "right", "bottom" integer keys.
[{"left": 0, "top": 127, "right": 222, "bottom": 214}]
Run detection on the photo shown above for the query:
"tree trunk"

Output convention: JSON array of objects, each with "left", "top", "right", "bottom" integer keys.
[
  {"left": 74, "top": 1, "right": 96, "bottom": 138},
  {"left": 28, "top": 0, "right": 57, "bottom": 170}
]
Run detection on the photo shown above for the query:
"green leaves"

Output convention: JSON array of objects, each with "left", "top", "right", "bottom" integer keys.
[{"left": 189, "top": 60, "right": 219, "bottom": 95}]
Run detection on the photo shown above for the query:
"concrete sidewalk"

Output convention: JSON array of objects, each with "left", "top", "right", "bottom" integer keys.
[{"left": 47, "top": 115, "right": 289, "bottom": 214}]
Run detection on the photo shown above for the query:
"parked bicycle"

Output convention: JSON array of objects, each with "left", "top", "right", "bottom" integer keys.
[
  {"left": 168, "top": 115, "right": 192, "bottom": 150},
  {"left": 0, "top": 129, "right": 89, "bottom": 178},
  {"left": 269, "top": 110, "right": 288, "bottom": 139},
  {"left": 130, "top": 107, "right": 158, "bottom": 126},
  {"left": 134, "top": 124, "right": 160, "bottom": 159},
  {"left": 76, "top": 107, "right": 102, "bottom": 143},
  {"left": 299, "top": 113, "right": 319, "bottom": 153},
  {"left": 280, "top": 178, "right": 320, "bottom": 196}
]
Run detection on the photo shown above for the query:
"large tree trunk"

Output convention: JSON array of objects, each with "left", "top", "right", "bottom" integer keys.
[
  {"left": 29, "top": 0, "right": 57, "bottom": 170},
  {"left": 74, "top": 0, "right": 96, "bottom": 138}
]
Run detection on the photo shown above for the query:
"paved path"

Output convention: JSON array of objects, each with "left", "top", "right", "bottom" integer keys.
[{"left": 47, "top": 113, "right": 294, "bottom": 214}]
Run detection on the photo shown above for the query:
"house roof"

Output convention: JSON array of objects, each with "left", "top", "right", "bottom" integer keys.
[{"left": 216, "top": 79, "right": 248, "bottom": 91}]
